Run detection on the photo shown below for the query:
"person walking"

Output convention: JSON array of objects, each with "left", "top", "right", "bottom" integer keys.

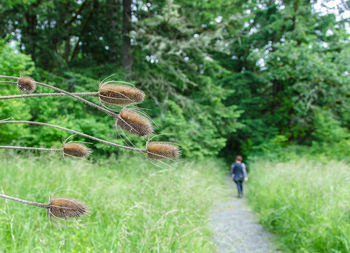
[{"left": 230, "top": 155, "right": 248, "bottom": 198}]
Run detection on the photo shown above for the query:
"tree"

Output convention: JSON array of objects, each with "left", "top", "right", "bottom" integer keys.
[
  {"left": 130, "top": 0, "right": 243, "bottom": 157},
  {"left": 122, "top": 0, "right": 133, "bottom": 75},
  {"left": 220, "top": 0, "right": 350, "bottom": 156},
  {"left": 0, "top": 0, "right": 123, "bottom": 69}
]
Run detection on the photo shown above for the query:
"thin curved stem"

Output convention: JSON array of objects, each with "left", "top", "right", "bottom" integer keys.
[
  {"left": 0, "top": 194, "right": 48, "bottom": 208},
  {"left": 0, "top": 92, "right": 99, "bottom": 100},
  {"left": 0, "top": 75, "right": 119, "bottom": 118},
  {"left": 0, "top": 76, "right": 18, "bottom": 80},
  {"left": 0, "top": 146, "right": 62, "bottom": 152},
  {"left": 0, "top": 81, "right": 17, "bottom": 84},
  {"left": 35, "top": 81, "right": 119, "bottom": 118},
  {"left": 0, "top": 120, "right": 146, "bottom": 153}
]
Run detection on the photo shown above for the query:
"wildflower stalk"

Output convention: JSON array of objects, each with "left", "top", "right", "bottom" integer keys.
[
  {"left": 0, "top": 81, "right": 17, "bottom": 85},
  {"left": 0, "top": 194, "right": 48, "bottom": 208},
  {"left": 0, "top": 120, "right": 146, "bottom": 153},
  {"left": 0, "top": 76, "right": 18, "bottom": 80},
  {"left": 0, "top": 75, "right": 119, "bottom": 118},
  {"left": 0, "top": 146, "right": 62, "bottom": 152},
  {"left": 0, "top": 194, "right": 87, "bottom": 218},
  {"left": 0, "top": 76, "right": 154, "bottom": 136},
  {"left": 0, "top": 145, "right": 91, "bottom": 158},
  {"left": 0, "top": 92, "right": 98, "bottom": 100}
]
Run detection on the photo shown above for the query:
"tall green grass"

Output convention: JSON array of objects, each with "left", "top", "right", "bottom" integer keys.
[
  {"left": 248, "top": 157, "right": 350, "bottom": 252},
  {"left": 0, "top": 151, "right": 227, "bottom": 252}
]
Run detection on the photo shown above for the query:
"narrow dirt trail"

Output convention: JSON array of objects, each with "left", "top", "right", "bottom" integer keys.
[{"left": 210, "top": 178, "right": 282, "bottom": 253}]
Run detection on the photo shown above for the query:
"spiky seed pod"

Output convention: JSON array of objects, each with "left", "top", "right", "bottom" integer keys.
[
  {"left": 116, "top": 109, "right": 153, "bottom": 136},
  {"left": 146, "top": 142, "right": 180, "bottom": 159},
  {"left": 63, "top": 143, "right": 91, "bottom": 157},
  {"left": 17, "top": 76, "right": 37, "bottom": 93},
  {"left": 99, "top": 84, "right": 145, "bottom": 105},
  {"left": 48, "top": 198, "right": 86, "bottom": 218}
]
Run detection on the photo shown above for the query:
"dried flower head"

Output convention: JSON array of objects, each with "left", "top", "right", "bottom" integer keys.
[
  {"left": 99, "top": 84, "right": 145, "bottom": 105},
  {"left": 146, "top": 142, "right": 180, "bottom": 159},
  {"left": 116, "top": 109, "right": 153, "bottom": 136},
  {"left": 17, "top": 76, "right": 37, "bottom": 93},
  {"left": 48, "top": 198, "right": 86, "bottom": 218},
  {"left": 63, "top": 143, "right": 91, "bottom": 158}
]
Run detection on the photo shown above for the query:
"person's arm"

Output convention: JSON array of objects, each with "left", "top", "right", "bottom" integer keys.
[
  {"left": 230, "top": 164, "right": 234, "bottom": 176},
  {"left": 242, "top": 163, "right": 248, "bottom": 181}
]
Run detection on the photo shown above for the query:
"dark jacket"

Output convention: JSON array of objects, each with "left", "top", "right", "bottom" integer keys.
[{"left": 230, "top": 162, "right": 247, "bottom": 181}]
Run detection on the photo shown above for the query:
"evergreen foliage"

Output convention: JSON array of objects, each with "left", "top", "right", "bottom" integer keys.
[{"left": 0, "top": 0, "right": 349, "bottom": 158}]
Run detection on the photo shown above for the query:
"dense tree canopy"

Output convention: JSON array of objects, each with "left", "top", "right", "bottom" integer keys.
[{"left": 0, "top": 0, "right": 349, "bottom": 160}]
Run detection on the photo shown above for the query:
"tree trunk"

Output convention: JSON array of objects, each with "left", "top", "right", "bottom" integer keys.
[
  {"left": 70, "top": 4, "right": 95, "bottom": 62},
  {"left": 110, "top": 0, "right": 120, "bottom": 62},
  {"left": 64, "top": 37, "right": 71, "bottom": 63},
  {"left": 122, "top": 0, "right": 133, "bottom": 76},
  {"left": 24, "top": 13, "right": 38, "bottom": 62}
]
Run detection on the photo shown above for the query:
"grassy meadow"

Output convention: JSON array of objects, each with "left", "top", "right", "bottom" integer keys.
[
  {"left": 0, "top": 151, "right": 228, "bottom": 252},
  {"left": 248, "top": 157, "right": 350, "bottom": 252}
]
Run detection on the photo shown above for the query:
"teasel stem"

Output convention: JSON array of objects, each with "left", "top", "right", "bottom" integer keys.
[
  {"left": 0, "top": 194, "right": 48, "bottom": 208},
  {"left": 0, "top": 81, "right": 17, "bottom": 85},
  {"left": 0, "top": 76, "right": 119, "bottom": 118},
  {"left": 0, "top": 146, "right": 62, "bottom": 152},
  {"left": 0, "top": 120, "right": 146, "bottom": 153},
  {"left": 0, "top": 76, "right": 18, "bottom": 80},
  {"left": 0, "top": 92, "right": 98, "bottom": 100},
  {"left": 0, "top": 194, "right": 87, "bottom": 219},
  {"left": 0, "top": 92, "right": 99, "bottom": 100}
]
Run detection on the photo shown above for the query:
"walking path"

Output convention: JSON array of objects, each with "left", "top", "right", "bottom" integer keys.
[{"left": 210, "top": 178, "right": 281, "bottom": 253}]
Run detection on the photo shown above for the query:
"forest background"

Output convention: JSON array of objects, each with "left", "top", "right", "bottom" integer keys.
[{"left": 1, "top": 0, "right": 350, "bottom": 163}]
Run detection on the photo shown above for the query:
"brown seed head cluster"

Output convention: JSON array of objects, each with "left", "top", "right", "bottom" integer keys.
[
  {"left": 146, "top": 142, "right": 180, "bottom": 159},
  {"left": 116, "top": 109, "right": 153, "bottom": 136},
  {"left": 48, "top": 198, "right": 86, "bottom": 218},
  {"left": 99, "top": 84, "right": 145, "bottom": 105},
  {"left": 17, "top": 76, "right": 37, "bottom": 93},
  {"left": 63, "top": 143, "right": 91, "bottom": 157}
]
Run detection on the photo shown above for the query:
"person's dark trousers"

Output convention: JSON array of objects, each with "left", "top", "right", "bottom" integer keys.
[{"left": 234, "top": 180, "right": 243, "bottom": 197}]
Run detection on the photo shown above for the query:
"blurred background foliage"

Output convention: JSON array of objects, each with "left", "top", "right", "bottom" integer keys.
[{"left": 0, "top": 0, "right": 350, "bottom": 160}]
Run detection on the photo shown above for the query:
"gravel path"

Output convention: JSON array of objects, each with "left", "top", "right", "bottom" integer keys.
[{"left": 210, "top": 178, "right": 282, "bottom": 253}]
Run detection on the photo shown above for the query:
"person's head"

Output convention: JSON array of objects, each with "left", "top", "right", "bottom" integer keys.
[{"left": 236, "top": 155, "right": 242, "bottom": 163}]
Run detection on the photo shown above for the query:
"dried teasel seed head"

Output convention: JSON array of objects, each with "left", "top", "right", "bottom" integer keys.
[
  {"left": 116, "top": 109, "right": 153, "bottom": 136},
  {"left": 17, "top": 76, "right": 37, "bottom": 93},
  {"left": 48, "top": 198, "right": 86, "bottom": 218},
  {"left": 99, "top": 84, "right": 145, "bottom": 105},
  {"left": 146, "top": 142, "right": 180, "bottom": 159},
  {"left": 63, "top": 143, "right": 91, "bottom": 158}
]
